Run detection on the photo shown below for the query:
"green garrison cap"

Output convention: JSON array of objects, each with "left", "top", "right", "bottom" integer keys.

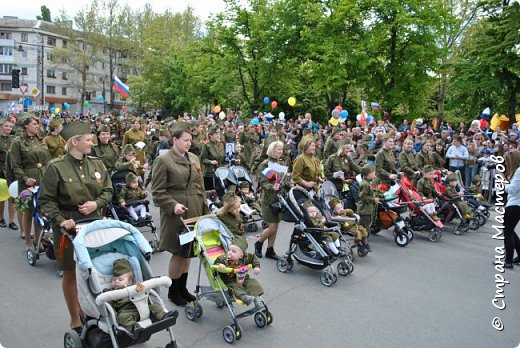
[{"left": 61, "top": 121, "right": 91, "bottom": 141}]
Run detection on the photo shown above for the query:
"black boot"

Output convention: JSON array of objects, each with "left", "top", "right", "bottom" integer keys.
[
  {"left": 265, "top": 247, "right": 280, "bottom": 260},
  {"left": 168, "top": 278, "right": 187, "bottom": 306},
  {"left": 254, "top": 241, "right": 264, "bottom": 258},
  {"left": 179, "top": 273, "right": 196, "bottom": 302}
]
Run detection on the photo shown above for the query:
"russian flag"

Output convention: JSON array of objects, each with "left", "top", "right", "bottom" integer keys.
[
  {"left": 113, "top": 75, "right": 129, "bottom": 97},
  {"left": 262, "top": 167, "right": 276, "bottom": 180}
]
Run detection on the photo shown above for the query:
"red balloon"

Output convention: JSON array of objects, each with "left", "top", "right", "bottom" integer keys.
[
  {"left": 335, "top": 105, "right": 343, "bottom": 112},
  {"left": 271, "top": 101, "right": 278, "bottom": 109},
  {"left": 122, "top": 105, "right": 127, "bottom": 111},
  {"left": 480, "top": 119, "right": 488, "bottom": 129}
]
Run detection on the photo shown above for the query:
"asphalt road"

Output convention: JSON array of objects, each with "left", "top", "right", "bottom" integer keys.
[{"left": 0, "top": 202, "right": 519, "bottom": 348}]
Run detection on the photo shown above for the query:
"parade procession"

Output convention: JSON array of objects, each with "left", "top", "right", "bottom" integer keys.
[{"left": 0, "top": 1, "right": 519, "bottom": 347}]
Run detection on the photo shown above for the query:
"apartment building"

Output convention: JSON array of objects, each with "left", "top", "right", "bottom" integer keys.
[{"left": 0, "top": 17, "right": 130, "bottom": 114}]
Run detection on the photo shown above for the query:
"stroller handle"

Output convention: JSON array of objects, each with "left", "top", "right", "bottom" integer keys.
[
  {"left": 95, "top": 276, "right": 172, "bottom": 306},
  {"left": 211, "top": 264, "right": 253, "bottom": 274}
]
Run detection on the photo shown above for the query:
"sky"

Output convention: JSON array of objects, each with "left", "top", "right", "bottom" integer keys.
[{"left": 3, "top": 0, "right": 227, "bottom": 22}]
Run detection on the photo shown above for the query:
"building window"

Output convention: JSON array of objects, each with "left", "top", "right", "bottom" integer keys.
[
  {"left": 1, "top": 82, "right": 12, "bottom": 91},
  {"left": 46, "top": 53, "right": 54, "bottom": 61},
  {"left": 46, "top": 69, "right": 56, "bottom": 78},
  {"left": 0, "top": 32, "right": 13, "bottom": 39},
  {"left": 22, "top": 51, "right": 27, "bottom": 58},
  {"left": 0, "top": 47, "right": 14, "bottom": 56},
  {"left": 62, "top": 72, "right": 67, "bottom": 80},
  {"left": 21, "top": 33, "right": 29, "bottom": 42},
  {"left": 61, "top": 87, "right": 67, "bottom": 96},
  {"left": 91, "top": 91, "right": 97, "bottom": 98},
  {"left": 21, "top": 67, "right": 28, "bottom": 75},
  {"left": 0, "top": 64, "right": 14, "bottom": 74},
  {"left": 46, "top": 85, "right": 56, "bottom": 94},
  {"left": 47, "top": 37, "right": 56, "bottom": 46},
  {"left": 62, "top": 40, "right": 67, "bottom": 48}
]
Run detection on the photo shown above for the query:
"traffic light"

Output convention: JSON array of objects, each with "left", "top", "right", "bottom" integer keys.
[{"left": 11, "top": 69, "right": 20, "bottom": 88}]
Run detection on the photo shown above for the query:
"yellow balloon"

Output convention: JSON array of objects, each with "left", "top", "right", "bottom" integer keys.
[
  {"left": 288, "top": 97, "right": 296, "bottom": 107},
  {"left": 55, "top": 107, "right": 60, "bottom": 113},
  {"left": 330, "top": 117, "right": 339, "bottom": 126},
  {"left": 214, "top": 105, "right": 221, "bottom": 113}
]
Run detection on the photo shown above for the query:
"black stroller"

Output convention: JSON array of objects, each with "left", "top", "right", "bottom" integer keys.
[
  {"left": 230, "top": 165, "right": 266, "bottom": 232},
  {"left": 275, "top": 186, "right": 354, "bottom": 287},
  {"left": 106, "top": 170, "right": 159, "bottom": 252}
]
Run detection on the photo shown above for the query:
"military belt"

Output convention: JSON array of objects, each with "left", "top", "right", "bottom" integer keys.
[{"left": 22, "top": 162, "right": 46, "bottom": 169}]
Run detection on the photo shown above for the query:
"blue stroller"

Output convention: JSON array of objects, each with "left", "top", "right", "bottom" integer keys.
[{"left": 67, "top": 220, "right": 178, "bottom": 348}]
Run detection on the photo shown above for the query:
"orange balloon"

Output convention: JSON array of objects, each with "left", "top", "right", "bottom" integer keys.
[
  {"left": 214, "top": 105, "right": 221, "bottom": 113},
  {"left": 271, "top": 101, "right": 278, "bottom": 109}
]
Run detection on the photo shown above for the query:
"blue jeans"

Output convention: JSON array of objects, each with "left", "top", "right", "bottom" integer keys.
[
  {"left": 449, "top": 166, "right": 464, "bottom": 174},
  {"left": 465, "top": 165, "right": 479, "bottom": 188}
]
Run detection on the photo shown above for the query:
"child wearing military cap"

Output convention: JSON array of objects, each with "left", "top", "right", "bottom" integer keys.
[
  {"left": 357, "top": 164, "right": 380, "bottom": 248},
  {"left": 238, "top": 181, "right": 261, "bottom": 214},
  {"left": 119, "top": 173, "right": 150, "bottom": 222},
  {"left": 303, "top": 201, "right": 344, "bottom": 256},
  {"left": 115, "top": 144, "right": 145, "bottom": 174},
  {"left": 215, "top": 244, "right": 263, "bottom": 306},
  {"left": 444, "top": 173, "right": 473, "bottom": 218},
  {"left": 106, "top": 258, "right": 176, "bottom": 332},
  {"left": 329, "top": 198, "right": 370, "bottom": 254},
  {"left": 217, "top": 192, "right": 248, "bottom": 252},
  {"left": 416, "top": 166, "right": 441, "bottom": 222}
]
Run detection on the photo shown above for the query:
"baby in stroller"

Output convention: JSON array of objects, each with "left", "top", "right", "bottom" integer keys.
[
  {"left": 106, "top": 258, "right": 177, "bottom": 333},
  {"left": 328, "top": 198, "right": 370, "bottom": 255},
  {"left": 215, "top": 244, "right": 263, "bottom": 306},
  {"left": 445, "top": 173, "right": 473, "bottom": 218},
  {"left": 304, "top": 201, "right": 345, "bottom": 257},
  {"left": 416, "top": 166, "right": 441, "bottom": 221},
  {"left": 238, "top": 181, "right": 261, "bottom": 215},
  {"left": 119, "top": 173, "right": 151, "bottom": 223}
]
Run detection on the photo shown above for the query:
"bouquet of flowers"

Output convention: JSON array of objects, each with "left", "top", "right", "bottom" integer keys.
[{"left": 15, "top": 188, "right": 34, "bottom": 213}]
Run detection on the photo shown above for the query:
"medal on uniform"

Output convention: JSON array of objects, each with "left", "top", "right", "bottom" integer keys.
[{"left": 94, "top": 170, "right": 102, "bottom": 184}]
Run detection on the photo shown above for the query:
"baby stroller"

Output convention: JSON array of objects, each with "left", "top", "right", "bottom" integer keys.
[
  {"left": 230, "top": 165, "right": 267, "bottom": 232},
  {"left": 184, "top": 215, "right": 273, "bottom": 344},
  {"left": 68, "top": 219, "right": 178, "bottom": 348},
  {"left": 317, "top": 180, "right": 356, "bottom": 259},
  {"left": 396, "top": 176, "right": 443, "bottom": 242},
  {"left": 23, "top": 186, "right": 62, "bottom": 276},
  {"left": 275, "top": 186, "right": 354, "bottom": 287},
  {"left": 107, "top": 170, "right": 159, "bottom": 252}
]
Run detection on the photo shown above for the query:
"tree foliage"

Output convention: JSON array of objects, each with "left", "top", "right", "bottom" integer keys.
[{"left": 36, "top": 5, "right": 52, "bottom": 22}]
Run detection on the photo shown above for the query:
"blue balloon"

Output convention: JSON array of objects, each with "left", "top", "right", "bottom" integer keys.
[
  {"left": 252, "top": 118, "right": 259, "bottom": 125},
  {"left": 340, "top": 110, "right": 348, "bottom": 118},
  {"left": 23, "top": 98, "right": 33, "bottom": 106},
  {"left": 263, "top": 96, "right": 269, "bottom": 105},
  {"left": 366, "top": 115, "right": 374, "bottom": 122},
  {"left": 98, "top": 95, "right": 104, "bottom": 102},
  {"left": 50, "top": 107, "right": 55, "bottom": 113}
]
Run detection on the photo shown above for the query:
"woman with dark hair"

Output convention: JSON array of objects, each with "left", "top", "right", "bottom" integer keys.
[
  {"left": 200, "top": 126, "right": 223, "bottom": 191},
  {"left": 10, "top": 115, "right": 51, "bottom": 249},
  {"left": 40, "top": 121, "right": 113, "bottom": 331},
  {"left": 92, "top": 124, "right": 119, "bottom": 173},
  {"left": 433, "top": 140, "right": 447, "bottom": 170},
  {"left": 151, "top": 122, "right": 210, "bottom": 306},
  {"left": 502, "top": 150, "right": 520, "bottom": 268}
]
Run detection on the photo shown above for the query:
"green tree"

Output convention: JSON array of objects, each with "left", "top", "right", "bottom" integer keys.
[{"left": 36, "top": 5, "right": 52, "bottom": 22}]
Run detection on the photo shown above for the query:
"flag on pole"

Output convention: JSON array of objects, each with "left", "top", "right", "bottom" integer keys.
[
  {"left": 113, "top": 75, "right": 129, "bottom": 97},
  {"left": 261, "top": 167, "right": 276, "bottom": 180}
]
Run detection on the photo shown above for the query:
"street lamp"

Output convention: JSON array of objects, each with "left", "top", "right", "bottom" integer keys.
[{"left": 16, "top": 36, "right": 45, "bottom": 116}]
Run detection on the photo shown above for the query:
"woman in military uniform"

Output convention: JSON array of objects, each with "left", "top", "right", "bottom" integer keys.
[
  {"left": 10, "top": 116, "right": 51, "bottom": 248},
  {"left": 324, "top": 143, "right": 362, "bottom": 193},
  {"left": 92, "top": 125, "right": 119, "bottom": 174},
  {"left": 39, "top": 121, "right": 113, "bottom": 332},
  {"left": 416, "top": 140, "right": 435, "bottom": 169},
  {"left": 200, "top": 126, "right": 223, "bottom": 191},
  {"left": 375, "top": 136, "right": 399, "bottom": 186},
  {"left": 151, "top": 123, "right": 210, "bottom": 306},
  {"left": 122, "top": 118, "right": 148, "bottom": 179},
  {"left": 398, "top": 138, "right": 420, "bottom": 183},
  {"left": 254, "top": 141, "right": 286, "bottom": 260},
  {"left": 0, "top": 119, "right": 18, "bottom": 230},
  {"left": 44, "top": 119, "right": 66, "bottom": 159},
  {"left": 292, "top": 139, "right": 322, "bottom": 194}
]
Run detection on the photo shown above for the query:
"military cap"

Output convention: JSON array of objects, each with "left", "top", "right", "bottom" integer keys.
[
  {"left": 445, "top": 173, "right": 458, "bottom": 182},
  {"left": 61, "top": 121, "right": 91, "bottom": 141},
  {"left": 222, "top": 192, "right": 238, "bottom": 205},
  {"left": 170, "top": 121, "right": 191, "bottom": 134},
  {"left": 303, "top": 138, "right": 316, "bottom": 152},
  {"left": 239, "top": 181, "right": 250, "bottom": 189},
  {"left": 98, "top": 125, "right": 110, "bottom": 133},
  {"left": 159, "top": 129, "right": 171, "bottom": 137},
  {"left": 274, "top": 123, "right": 283, "bottom": 131},
  {"left": 422, "top": 165, "right": 435, "bottom": 173},
  {"left": 126, "top": 172, "right": 138, "bottom": 184},
  {"left": 49, "top": 118, "right": 62, "bottom": 130},
  {"left": 112, "top": 258, "right": 132, "bottom": 277},
  {"left": 472, "top": 175, "right": 481, "bottom": 184},
  {"left": 332, "top": 128, "right": 341, "bottom": 136},
  {"left": 0, "top": 118, "right": 13, "bottom": 126},
  {"left": 361, "top": 164, "right": 376, "bottom": 178},
  {"left": 328, "top": 198, "right": 342, "bottom": 209},
  {"left": 15, "top": 113, "right": 34, "bottom": 127},
  {"left": 208, "top": 126, "right": 220, "bottom": 135},
  {"left": 383, "top": 134, "right": 393, "bottom": 141},
  {"left": 122, "top": 144, "right": 135, "bottom": 154}
]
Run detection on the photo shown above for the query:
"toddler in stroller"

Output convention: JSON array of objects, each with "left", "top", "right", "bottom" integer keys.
[
  {"left": 217, "top": 192, "right": 249, "bottom": 252},
  {"left": 328, "top": 198, "right": 370, "bottom": 256},
  {"left": 303, "top": 201, "right": 346, "bottom": 257},
  {"left": 119, "top": 173, "right": 151, "bottom": 223},
  {"left": 69, "top": 220, "right": 177, "bottom": 348}
]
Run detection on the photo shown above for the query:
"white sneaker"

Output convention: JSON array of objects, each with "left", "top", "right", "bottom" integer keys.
[{"left": 478, "top": 206, "right": 486, "bottom": 211}]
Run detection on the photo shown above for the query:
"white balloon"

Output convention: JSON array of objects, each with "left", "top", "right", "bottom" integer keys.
[
  {"left": 279, "top": 112, "right": 285, "bottom": 120},
  {"left": 8, "top": 181, "right": 18, "bottom": 198},
  {"left": 356, "top": 114, "right": 362, "bottom": 121}
]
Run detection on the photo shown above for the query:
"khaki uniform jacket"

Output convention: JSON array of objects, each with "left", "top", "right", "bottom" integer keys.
[
  {"left": 432, "top": 152, "right": 445, "bottom": 170},
  {"left": 324, "top": 154, "right": 362, "bottom": 191},
  {"left": 44, "top": 134, "right": 66, "bottom": 159},
  {"left": 292, "top": 154, "right": 321, "bottom": 191},
  {"left": 357, "top": 179, "right": 376, "bottom": 216},
  {"left": 119, "top": 186, "right": 147, "bottom": 205},
  {"left": 10, "top": 134, "right": 51, "bottom": 192},
  {"left": 416, "top": 177, "right": 436, "bottom": 199},
  {"left": 115, "top": 157, "right": 144, "bottom": 175},
  {"left": 239, "top": 131, "right": 258, "bottom": 161},
  {"left": 0, "top": 134, "right": 13, "bottom": 179},
  {"left": 200, "top": 141, "right": 223, "bottom": 177},
  {"left": 190, "top": 133, "right": 205, "bottom": 157},
  {"left": 214, "top": 253, "right": 263, "bottom": 297},
  {"left": 217, "top": 212, "right": 248, "bottom": 251},
  {"left": 224, "top": 131, "right": 236, "bottom": 143},
  {"left": 375, "top": 148, "right": 397, "bottom": 185},
  {"left": 39, "top": 154, "right": 113, "bottom": 227},
  {"left": 416, "top": 150, "right": 435, "bottom": 169},
  {"left": 122, "top": 129, "right": 147, "bottom": 174},
  {"left": 398, "top": 150, "right": 419, "bottom": 179},
  {"left": 92, "top": 142, "right": 119, "bottom": 174},
  {"left": 323, "top": 138, "right": 340, "bottom": 159},
  {"left": 151, "top": 150, "right": 209, "bottom": 254},
  {"left": 257, "top": 156, "right": 285, "bottom": 206}
]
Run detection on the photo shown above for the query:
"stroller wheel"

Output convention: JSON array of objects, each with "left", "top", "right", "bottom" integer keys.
[
  {"left": 370, "top": 226, "right": 381, "bottom": 235},
  {"left": 405, "top": 228, "right": 414, "bottom": 241},
  {"left": 148, "top": 240, "right": 158, "bottom": 254},
  {"left": 276, "top": 257, "right": 290, "bottom": 273},
  {"left": 477, "top": 213, "right": 486, "bottom": 227},
  {"left": 222, "top": 325, "right": 236, "bottom": 344},
  {"left": 231, "top": 323, "right": 242, "bottom": 340},
  {"left": 320, "top": 270, "right": 335, "bottom": 287},
  {"left": 453, "top": 225, "right": 464, "bottom": 235},
  {"left": 428, "top": 228, "right": 442, "bottom": 242},
  {"left": 254, "top": 311, "right": 267, "bottom": 328},
  {"left": 63, "top": 329, "right": 82, "bottom": 348},
  {"left": 185, "top": 303, "right": 198, "bottom": 321},
  {"left": 246, "top": 223, "right": 258, "bottom": 233},
  {"left": 483, "top": 209, "right": 490, "bottom": 219},
  {"left": 261, "top": 221, "right": 269, "bottom": 229},
  {"left": 358, "top": 247, "right": 368, "bottom": 257},
  {"left": 337, "top": 261, "right": 351, "bottom": 276},
  {"left": 27, "top": 248, "right": 37, "bottom": 266},
  {"left": 265, "top": 310, "right": 273, "bottom": 325},
  {"left": 469, "top": 218, "right": 480, "bottom": 230},
  {"left": 394, "top": 233, "right": 409, "bottom": 247}
]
